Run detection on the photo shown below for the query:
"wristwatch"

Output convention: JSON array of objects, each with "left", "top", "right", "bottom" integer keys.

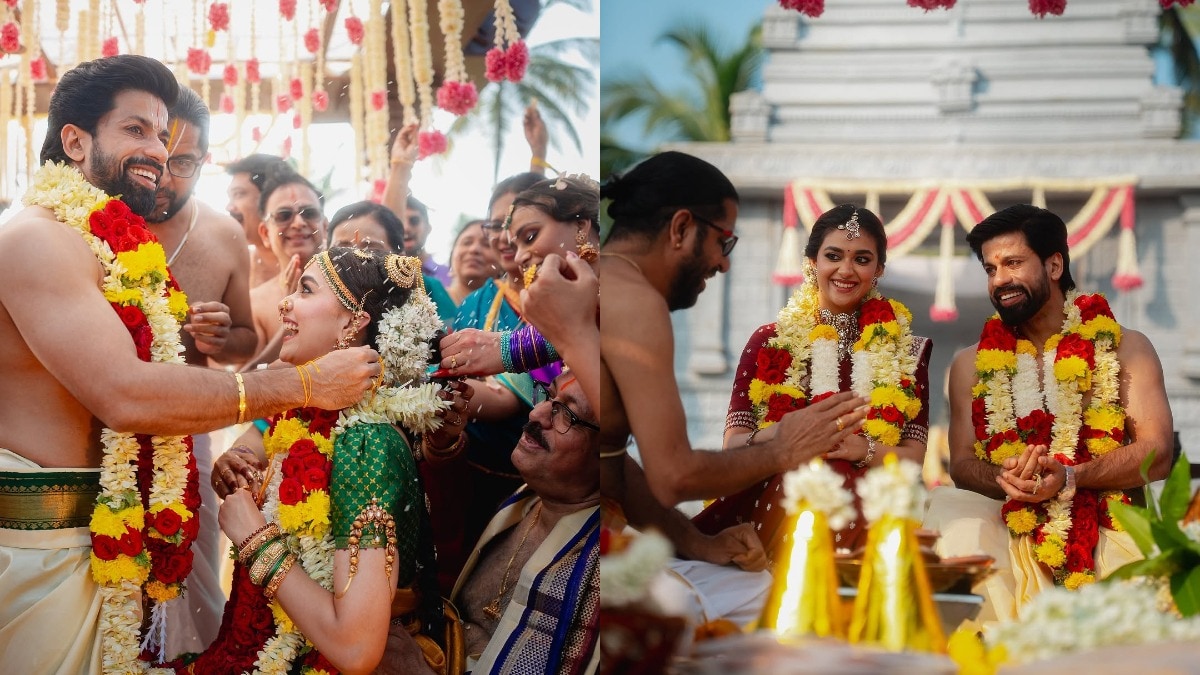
[{"left": 1059, "top": 464, "right": 1077, "bottom": 501}]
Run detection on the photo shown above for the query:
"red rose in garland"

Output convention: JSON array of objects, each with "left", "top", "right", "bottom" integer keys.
[
  {"left": 755, "top": 347, "right": 792, "bottom": 385},
  {"left": 766, "top": 392, "right": 803, "bottom": 423}
]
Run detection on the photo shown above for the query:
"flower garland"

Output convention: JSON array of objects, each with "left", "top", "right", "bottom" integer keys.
[
  {"left": 24, "top": 162, "right": 198, "bottom": 672},
  {"left": 435, "top": 0, "right": 478, "bottom": 116},
  {"left": 485, "top": 0, "right": 527, "bottom": 83},
  {"left": 971, "top": 291, "right": 1128, "bottom": 588},
  {"left": 747, "top": 262, "right": 921, "bottom": 448}
]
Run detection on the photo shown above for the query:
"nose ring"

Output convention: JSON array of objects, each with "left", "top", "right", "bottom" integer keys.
[{"left": 279, "top": 298, "right": 293, "bottom": 313}]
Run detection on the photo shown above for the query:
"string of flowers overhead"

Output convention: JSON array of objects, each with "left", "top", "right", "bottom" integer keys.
[
  {"left": 435, "top": 0, "right": 478, "bottom": 116},
  {"left": 486, "top": 0, "right": 528, "bottom": 83},
  {"left": 779, "top": 0, "right": 1194, "bottom": 18}
]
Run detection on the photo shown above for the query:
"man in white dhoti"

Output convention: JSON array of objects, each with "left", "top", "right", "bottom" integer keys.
[{"left": 924, "top": 204, "right": 1173, "bottom": 622}]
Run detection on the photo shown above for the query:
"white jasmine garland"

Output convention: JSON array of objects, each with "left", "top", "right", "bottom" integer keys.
[
  {"left": 599, "top": 530, "right": 673, "bottom": 608},
  {"left": 781, "top": 459, "right": 856, "bottom": 530},
  {"left": 376, "top": 298, "right": 440, "bottom": 387},
  {"left": 986, "top": 580, "right": 1200, "bottom": 664},
  {"left": 858, "top": 458, "right": 925, "bottom": 523}
]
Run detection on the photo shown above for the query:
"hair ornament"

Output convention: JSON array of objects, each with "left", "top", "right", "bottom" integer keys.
[
  {"left": 838, "top": 210, "right": 862, "bottom": 240},
  {"left": 385, "top": 254, "right": 426, "bottom": 295}
]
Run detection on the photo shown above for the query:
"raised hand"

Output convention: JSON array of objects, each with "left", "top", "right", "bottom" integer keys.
[
  {"left": 772, "top": 391, "right": 870, "bottom": 471},
  {"left": 185, "top": 301, "right": 233, "bottom": 356},
  {"left": 305, "top": 345, "right": 383, "bottom": 410}
]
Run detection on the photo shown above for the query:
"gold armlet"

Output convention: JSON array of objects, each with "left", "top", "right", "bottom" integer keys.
[{"left": 337, "top": 498, "right": 397, "bottom": 598}]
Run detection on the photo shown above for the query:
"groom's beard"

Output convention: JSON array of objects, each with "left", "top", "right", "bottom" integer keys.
[{"left": 991, "top": 273, "right": 1051, "bottom": 326}]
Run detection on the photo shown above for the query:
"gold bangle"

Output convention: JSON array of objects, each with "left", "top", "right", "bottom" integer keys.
[
  {"left": 745, "top": 427, "right": 762, "bottom": 447},
  {"left": 234, "top": 372, "right": 247, "bottom": 425},
  {"left": 249, "top": 539, "right": 288, "bottom": 586},
  {"left": 422, "top": 432, "right": 466, "bottom": 460},
  {"left": 263, "top": 553, "right": 297, "bottom": 600},
  {"left": 237, "top": 523, "right": 281, "bottom": 565}
]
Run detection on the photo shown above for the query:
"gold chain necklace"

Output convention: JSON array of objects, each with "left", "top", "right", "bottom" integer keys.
[
  {"left": 483, "top": 503, "right": 543, "bottom": 620},
  {"left": 600, "top": 251, "right": 643, "bottom": 276}
]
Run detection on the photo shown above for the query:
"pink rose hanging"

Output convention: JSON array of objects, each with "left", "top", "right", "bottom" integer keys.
[
  {"left": 418, "top": 130, "right": 448, "bottom": 159},
  {"left": 312, "top": 89, "right": 330, "bottom": 112},
  {"left": 102, "top": 37, "right": 120, "bottom": 58},
  {"left": 208, "top": 3, "right": 230, "bottom": 32},
  {"left": 779, "top": 0, "right": 824, "bottom": 17},
  {"left": 246, "top": 58, "right": 261, "bottom": 84},
  {"left": 0, "top": 22, "right": 17, "bottom": 54},
  {"left": 908, "top": 0, "right": 955, "bottom": 9},
  {"left": 304, "top": 28, "right": 320, "bottom": 54},
  {"left": 279, "top": 0, "right": 297, "bottom": 21},
  {"left": 30, "top": 55, "right": 47, "bottom": 81},
  {"left": 1029, "top": 0, "right": 1066, "bottom": 16},
  {"left": 219, "top": 93, "right": 235, "bottom": 114},
  {"left": 436, "top": 80, "right": 478, "bottom": 116},
  {"left": 223, "top": 63, "right": 239, "bottom": 86},
  {"left": 505, "top": 41, "right": 529, "bottom": 82},
  {"left": 345, "top": 16, "right": 364, "bottom": 45},
  {"left": 187, "top": 48, "right": 212, "bottom": 75}
]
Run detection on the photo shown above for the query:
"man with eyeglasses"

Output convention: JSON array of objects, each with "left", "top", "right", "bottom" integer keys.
[
  {"left": 599, "top": 152, "right": 867, "bottom": 574},
  {"left": 142, "top": 86, "right": 260, "bottom": 657},
  {"left": 375, "top": 371, "right": 599, "bottom": 675},
  {"left": 247, "top": 171, "right": 329, "bottom": 356}
]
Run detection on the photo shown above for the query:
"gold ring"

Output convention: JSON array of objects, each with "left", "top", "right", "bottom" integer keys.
[
  {"left": 836, "top": 416, "right": 844, "bottom": 432},
  {"left": 1033, "top": 473, "right": 1043, "bottom": 494},
  {"left": 450, "top": 356, "right": 458, "bottom": 369}
]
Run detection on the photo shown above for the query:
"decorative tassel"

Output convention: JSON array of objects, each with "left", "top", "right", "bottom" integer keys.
[
  {"left": 139, "top": 599, "right": 170, "bottom": 663},
  {"left": 758, "top": 508, "right": 845, "bottom": 638},
  {"left": 773, "top": 186, "right": 806, "bottom": 286},
  {"left": 930, "top": 204, "right": 959, "bottom": 322},
  {"left": 864, "top": 190, "right": 880, "bottom": 219},
  {"left": 1112, "top": 185, "right": 1143, "bottom": 292}
]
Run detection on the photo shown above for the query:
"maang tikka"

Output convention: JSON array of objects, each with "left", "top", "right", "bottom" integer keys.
[{"left": 838, "top": 211, "right": 862, "bottom": 240}]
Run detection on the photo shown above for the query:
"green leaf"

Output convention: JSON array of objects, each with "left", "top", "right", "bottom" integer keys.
[
  {"left": 1106, "top": 549, "right": 1184, "bottom": 580},
  {"left": 1159, "top": 454, "right": 1194, "bottom": 523},
  {"left": 1109, "top": 501, "right": 1156, "bottom": 556},
  {"left": 1150, "top": 517, "right": 1193, "bottom": 550},
  {"left": 1171, "top": 565, "right": 1200, "bottom": 617}
]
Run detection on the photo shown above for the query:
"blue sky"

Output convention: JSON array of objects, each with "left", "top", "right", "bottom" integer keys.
[{"left": 601, "top": 0, "right": 773, "bottom": 151}]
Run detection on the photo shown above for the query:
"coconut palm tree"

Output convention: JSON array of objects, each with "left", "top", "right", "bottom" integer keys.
[{"left": 600, "top": 20, "right": 764, "bottom": 175}]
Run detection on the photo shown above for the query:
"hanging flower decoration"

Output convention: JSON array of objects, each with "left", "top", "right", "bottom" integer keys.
[
  {"left": 779, "top": 0, "right": 825, "bottom": 18},
  {"left": 312, "top": 89, "right": 329, "bottom": 112},
  {"left": 435, "top": 0, "right": 478, "bottom": 116},
  {"left": 220, "top": 93, "right": 235, "bottom": 114},
  {"left": 30, "top": 54, "right": 47, "bottom": 81},
  {"left": 187, "top": 47, "right": 212, "bottom": 75},
  {"left": 0, "top": 21, "right": 16, "bottom": 53},
  {"left": 418, "top": 129, "right": 448, "bottom": 159},
  {"left": 290, "top": 77, "right": 305, "bottom": 102},
  {"left": 102, "top": 36, "right": 120, "bottom": 58},
  {"left": 279, "top": 0, "right": 297, "bottom": 21},
  {"left": 223, "top": 63, "right": 239, "bottom": 86},
  {"left": 908, "top": 0, "right": 956, "bottom": 9},
  {"left": 276, "top": 93, "right": 292, "bottom": 114},
  {"left": 292, "top": 112, "right": 303, "bottom": 129},
  {"left": 304, "top": 27, "right": 320, "bottom": 54},
  {"left": 485, "top": 0, "right": 528, "bottom": 83},
  {"left": 3, "top": 0, "right": 16, "bottom": 8},
  {"left": 972, "top": 292, "right": 1127, "bottom": 589},
  {"left": 1028, "top": 0, "right": 1066, "bottom": 16},
  {"left": 246, "top": 58, "right": 261, "bottom": 84},
  {"left": 370, "top": 90, "right": 388, "bottom": 112},
  {"left": 1161, "top": 0, "right": 1195, "bottom": 7},
  {"left": 209, "top": 3, "right": 230, "bottom": 32},
  {"left": 320, "top": 0, "right": 337, "bottom": 11},
  {"left": 345, "top": 16, "right": 365, "bottom": 45}
]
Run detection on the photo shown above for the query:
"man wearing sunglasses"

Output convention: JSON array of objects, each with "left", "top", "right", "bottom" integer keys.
[
  {"left": 247, "top": 171, "right": 329, "bottom": 356},
  {"left": 142, "top": 86, "right": 261, "bottom": 657}
]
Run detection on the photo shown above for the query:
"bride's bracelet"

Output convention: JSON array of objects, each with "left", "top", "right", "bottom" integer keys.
[
  {"left": 855, "top": 436, "right": 878, "bottom": 469},
  {"left": 238, "top": 522, "right": 282, "bottom": 565}
]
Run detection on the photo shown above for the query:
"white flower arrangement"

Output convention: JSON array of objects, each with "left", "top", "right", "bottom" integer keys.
[
  {"left": 375, "top": 298, "right": 440, "bottom": 387},
  {"left": 599, "top": 530, "right": 673, "bottom": 608},
  {"left": 858, "top": 456, "right": 925, "bottom": 524},
  {"left": 986, "top": 579, "right": 1200, "bottom": 664},
  {"left": 781, "top": 459, "right": 856, "bottom": 531}
]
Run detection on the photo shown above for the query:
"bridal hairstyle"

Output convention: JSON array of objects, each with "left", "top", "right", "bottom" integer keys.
[
  {"left": 966, "top": 204, "right": 1076, "bottom": 293},
  {"left": 805, "top": 204, "right": 889, "bottom": 265},
  {"left": 41, "top": 54, "right": 180, "bottom": 165},
  {"left": 602, "top": 150, "right": 738, "bottom": 241}
]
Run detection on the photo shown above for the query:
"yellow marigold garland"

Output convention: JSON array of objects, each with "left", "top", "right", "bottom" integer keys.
[{"left": 972, "top": 291, "right": 1129, "bottom": 587}]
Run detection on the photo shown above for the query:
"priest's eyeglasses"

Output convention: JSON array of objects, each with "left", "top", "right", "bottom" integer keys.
[{"left": 690, "top": 212, "right": 738, "bottom": 257}]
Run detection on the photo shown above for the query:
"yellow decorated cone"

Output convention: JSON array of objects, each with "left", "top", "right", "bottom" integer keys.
[
  {"left": 847, "top": 454, "right": 945, "bottom": 653},
  {"left": 758, "top": 507, "right": 845, "bottom": 638}
]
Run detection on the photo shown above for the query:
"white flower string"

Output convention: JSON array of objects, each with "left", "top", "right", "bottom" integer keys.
[
  {"left": 857, "top": 456, "right": 925, "bottom": 524},
  {"left": 781, "top": 459, "right": 856, "bottom": 531}
]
